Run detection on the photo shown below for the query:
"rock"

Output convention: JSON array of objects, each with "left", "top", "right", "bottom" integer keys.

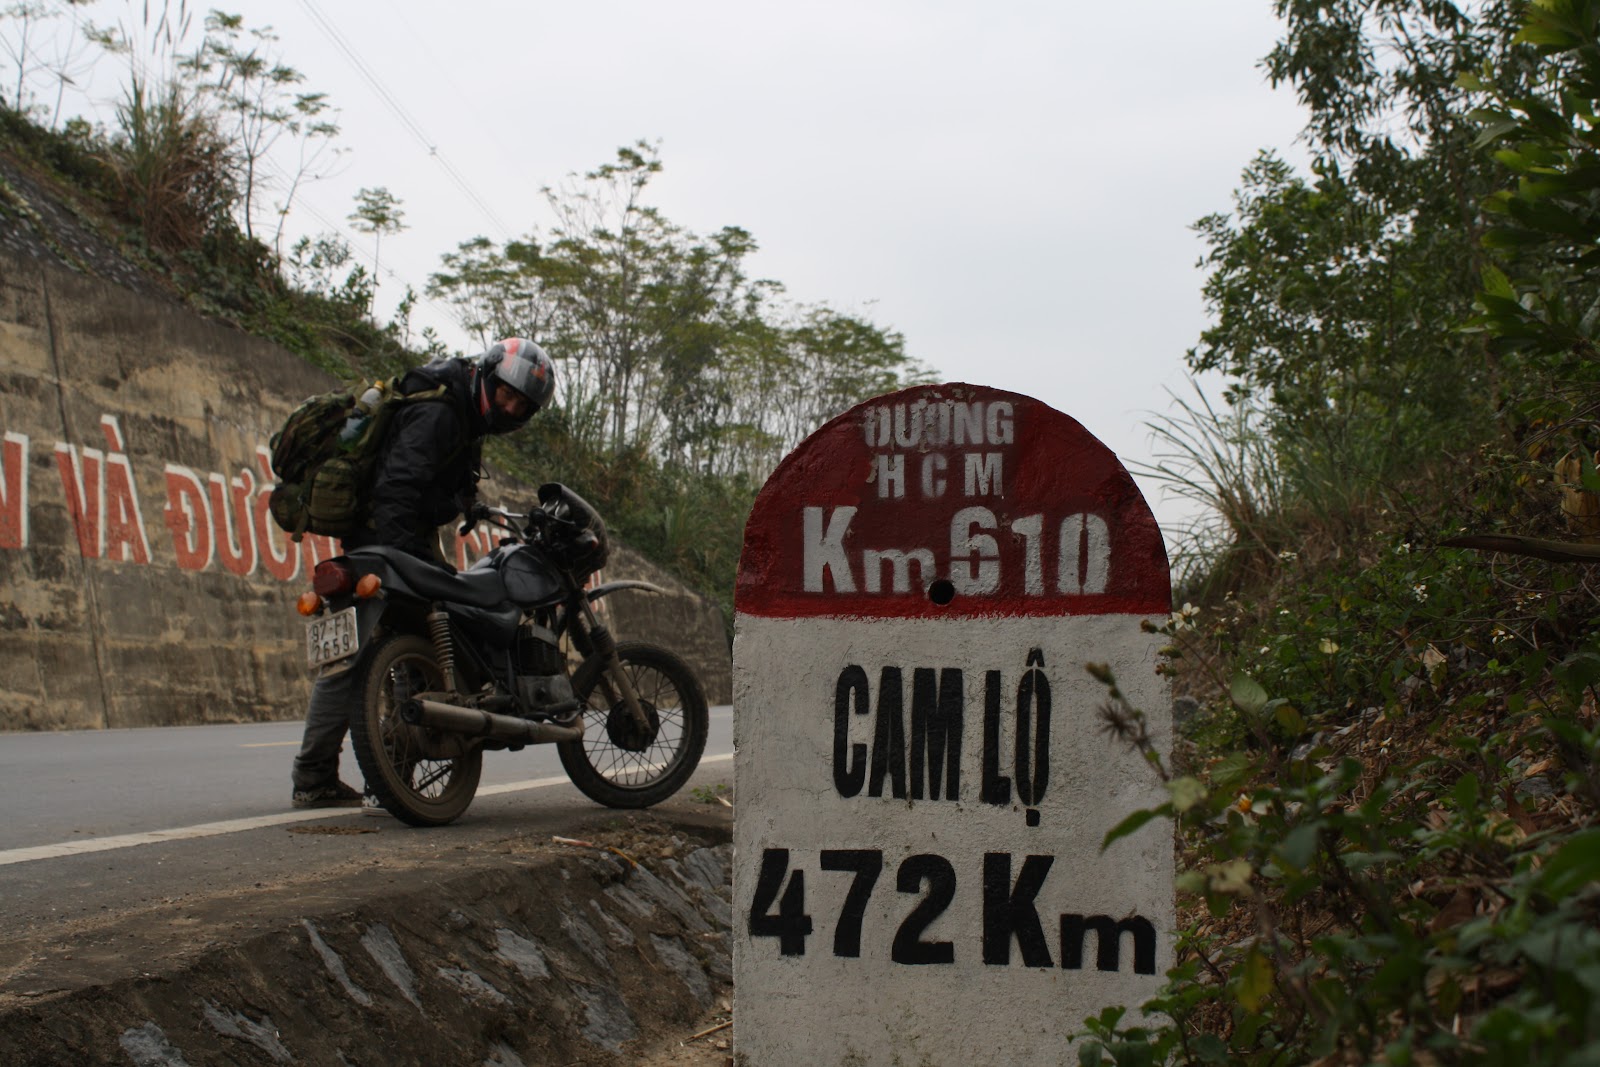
[
  {"left": 493, "top": 928, "right": 550, "bottom": 981},
  {"left": 118, "top": 1022, "right": 190, "bottom": 1067},
  {"left": 360, "top": 922, "right": 421, "bottom": 1009},
  {"left": 650, "top": 934, "right": 712, "bottom": 1008},
  {"left": 201, "top": 1001, "right": 291, "bottom": 1064}
]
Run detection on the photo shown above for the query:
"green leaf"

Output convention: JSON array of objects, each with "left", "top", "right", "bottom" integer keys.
[
  {"left": 1168, "top": 776, "right": 1208, "bottom": 813},
  {"left": 1190, "top": 1034, "right": 1229, "bottom": 1063},
  {"left": 1480, "top": 263, "right": 1516, "bottom": 299},
  {"left": 1539, "top": 828, "right": 1600, "bottom": 898},
  {"left": 1101, "top": 805, "right": 1170, "bottom": 851},
  {"left": 1452, "top": 773, "right": 1481, "bottom": 811},
  {"left": 1236, "top": 946, "right": 1274, "bottom": 1012},
  {"left": 1274, "top": 703, "right": 1306, "bottom": 735},
  {"left": 1556, "top": 651, "right": 1600, "bottom": 694},
  {"left": 1516, "top": 21, "right": 1583, "bottom": 47},
  {"left": 1231, "top": 674, "right": 1269, "bottom": 716},
  {"left": 1581, "top": 448, "right": 1600, "bottom": 492},
  {"left": 1278, "top": 823, "right": 1321, "bottom": 872},
  {"left": 1210, "top": 753, "right": 1255, "bottom": 789},
  {"left": 1341, "top": 850, "right": 1402, "bottom": 872}
]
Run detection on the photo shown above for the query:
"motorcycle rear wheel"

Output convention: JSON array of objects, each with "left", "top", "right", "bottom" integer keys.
[
  {"left": 558, "top": 642, "right": 709, "bottom": 808},
  {"left": 349, "top": 633, "right": 483, "bottom": 827}
]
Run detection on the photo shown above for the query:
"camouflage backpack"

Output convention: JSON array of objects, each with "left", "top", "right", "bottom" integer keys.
[{"left": 267, "top": 379, "right": 448, "bottom": 541}]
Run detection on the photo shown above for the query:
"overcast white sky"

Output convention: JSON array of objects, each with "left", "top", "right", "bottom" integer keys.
[{"left": 22, "top": 1, "right": 1311, "bottom": 534}]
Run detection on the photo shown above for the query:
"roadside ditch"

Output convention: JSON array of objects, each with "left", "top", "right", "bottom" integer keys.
[{"left": 0, "top": 814, "right": 734, "bottom": 1066}]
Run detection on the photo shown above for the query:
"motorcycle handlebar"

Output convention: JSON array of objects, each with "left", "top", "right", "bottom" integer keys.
[{"left": 455, "top": 485, "right": 604, "bottom": 559}]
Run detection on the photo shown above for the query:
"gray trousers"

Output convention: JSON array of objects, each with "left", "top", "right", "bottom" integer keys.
[{"left": 291, "top": 666, "right": 362, "bottom": 790}]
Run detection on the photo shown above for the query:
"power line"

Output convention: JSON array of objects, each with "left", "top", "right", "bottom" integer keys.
[{"left": 293, "top": 0, "right": 518, "bottom": 242}]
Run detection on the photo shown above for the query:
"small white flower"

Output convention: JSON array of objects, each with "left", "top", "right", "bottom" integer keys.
[
  {"left": 1395, "top": 542, "right": 1412, "bottom": 555},
  {"left": 1319, "top": 638, "right": 1340, "bottom": 655},
  {"left": 1413, "top": 582, "right": 1428, "bottom": 602},
  {"left": 1259, "top": 645, "right": 1270, "bottom": 655},
  {"left": 1278, "top": 550, "right": 1298, "bottom": 562},
  {"left": 1168, "top": 601, "right": 1201, "bottom": 631}
]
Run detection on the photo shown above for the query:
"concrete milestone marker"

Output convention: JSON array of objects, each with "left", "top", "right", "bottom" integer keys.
[{"left": 732, "top": 384, "right": 1174, "bottom": 1065}]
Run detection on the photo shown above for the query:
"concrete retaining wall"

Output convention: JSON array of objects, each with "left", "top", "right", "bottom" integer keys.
[{"left": 0, "top": 250, "right": 730, "bottom": 731}]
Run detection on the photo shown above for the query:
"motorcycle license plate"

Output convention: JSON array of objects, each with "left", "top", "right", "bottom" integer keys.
[{"left": 307, "top": 607, "right": 359, "bottom": 668}]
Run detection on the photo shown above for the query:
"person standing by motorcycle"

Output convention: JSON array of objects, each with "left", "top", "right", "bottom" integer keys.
[{"left": 290, "top": 338, "right": 556, "bottom": 808}]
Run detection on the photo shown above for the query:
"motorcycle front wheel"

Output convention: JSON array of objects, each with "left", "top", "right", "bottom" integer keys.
[
  {"left": 349, "top": 633, "right": 483, "bottom": 827},
  {"left": 558, "top": 642, "right": 709, "bottom": 808}
]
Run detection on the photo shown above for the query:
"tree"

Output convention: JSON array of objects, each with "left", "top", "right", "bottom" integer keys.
[
  {"left": 429, "top": 143, "right": 923, "bottom": 485},
  {"left": 179, "top": 10, "right": 340, "bottom": 247},
  {"left": 347, "top": 185, "right": 406, "bottom": 294},
  {"left": 0, "top": 0, "right": 96, "bottom": 125},
  {"left": 428, "top": 236, "right": 548, "bottom": 351},
  {"left": 1190, "top": 0, "right": 1538, "bottom": 491},
  {"left": 1465, "top": 0, "right": 1600, "bottom": 436}
]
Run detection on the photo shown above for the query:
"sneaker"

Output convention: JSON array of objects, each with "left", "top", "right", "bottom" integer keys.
[
  {"left": 362, "top": 793, "right": 392, "bottom": 818},
  {"left": 291, "top": 780, "right": 363, "bottom": 809}
]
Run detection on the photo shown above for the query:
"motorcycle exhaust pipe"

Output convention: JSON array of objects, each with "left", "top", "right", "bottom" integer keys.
[{"left": 400, "top": 698, "right": 584, "bottom": 744}]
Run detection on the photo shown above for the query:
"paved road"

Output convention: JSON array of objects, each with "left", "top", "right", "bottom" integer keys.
[
  {"left": 0, "top": 707, "right": 734, "bottom": 972},
  {"left": 0, "top": 706, "right": 733, "bottom": 856}
]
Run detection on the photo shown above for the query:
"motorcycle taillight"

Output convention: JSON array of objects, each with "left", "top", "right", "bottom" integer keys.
[{"left": 312, "top": 560, "right": 355, "bottom": 597}]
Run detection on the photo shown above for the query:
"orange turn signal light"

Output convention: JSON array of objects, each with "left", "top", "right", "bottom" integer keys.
[
  {"left": 355, "top": 573, "right": 383, "bottom": 599},
  {"left": 296, "top": 591, "right": 323, "bottom": 617}
]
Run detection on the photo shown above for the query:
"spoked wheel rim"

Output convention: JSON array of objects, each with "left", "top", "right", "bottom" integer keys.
[
  {"left": 580, "top": 661, "right": 691, "bottom": 789},
  {"left": 376, "top": 653, "right": 465, "bottom": 800},
  {"left": 353, "top": 634, "right": 481, "bottom": 826}
]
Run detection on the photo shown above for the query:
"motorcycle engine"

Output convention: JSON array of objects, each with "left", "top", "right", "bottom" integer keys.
[{"left": 515, "top": 672, "right": 576, "bottom": 715}]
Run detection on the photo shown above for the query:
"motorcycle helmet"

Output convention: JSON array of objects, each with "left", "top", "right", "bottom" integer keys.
[{"left": 473, "top": 338, "right": 555, "bottom": 434}]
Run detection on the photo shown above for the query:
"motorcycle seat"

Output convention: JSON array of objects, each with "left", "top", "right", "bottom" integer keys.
[{"left": 355, "top": 546, "right": 510, "bottom": 609}]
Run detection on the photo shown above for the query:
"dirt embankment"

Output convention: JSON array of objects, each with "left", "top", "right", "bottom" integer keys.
[{"left": 0, "top": 811, "right": 736, "bottom": 1067}]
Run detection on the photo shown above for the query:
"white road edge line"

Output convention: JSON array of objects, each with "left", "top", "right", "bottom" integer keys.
[{"left": 0, "top": 752, "right": 733, "bottom": 868}]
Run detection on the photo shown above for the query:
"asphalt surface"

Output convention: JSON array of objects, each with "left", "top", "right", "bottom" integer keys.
[{"left": 0, "top": 708, "right": 734, "bottom": 950}]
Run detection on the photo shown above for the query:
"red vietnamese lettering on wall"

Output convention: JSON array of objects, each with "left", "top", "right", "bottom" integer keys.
[
  {"left": 163, "top": 464, "right": 213, "bottom": 571},
  {"left": 254, "top": 446, "right": 300, "bottom": 581},
  {"left": 208, "top": 469, "right": 258, "bottom": 577},
  {"left": 7, "top": 415, "right": 460, "bottom": 584},
  {"left": 98, "top": 416, "right": 151, "bottom": 564},
  {"left": 0, "top": 431, "right": 28, "bottom": 550},
  {"left": 52, "top": 416, "right": 154, "bottom": 563},
  {"left": 54, "top": 441, "right": 103, "bottom": 558}
]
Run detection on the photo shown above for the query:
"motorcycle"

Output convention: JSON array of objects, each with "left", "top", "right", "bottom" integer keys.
[{"left": 295, "top": 482, "right": 709, "bottom": 826}]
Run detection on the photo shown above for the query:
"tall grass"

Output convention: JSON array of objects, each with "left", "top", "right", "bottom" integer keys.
[
  {"left": 108, "top": 72, "right": 235, "bottom": 251},
  {"left": 1138, "top": 380, "right": 1429, "bottom": 598},
  {"left": 1135, "top": 383, "right": 1288, "bottom": 596}
]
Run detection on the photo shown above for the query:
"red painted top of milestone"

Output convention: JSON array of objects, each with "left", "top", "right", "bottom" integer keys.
[{"left": 737, "top": 383, "right": 1171, "bottom": 620}]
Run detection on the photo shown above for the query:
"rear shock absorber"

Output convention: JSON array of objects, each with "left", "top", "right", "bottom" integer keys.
[{"left": 427, "top": 609, "right": 460, "bottom": 693}]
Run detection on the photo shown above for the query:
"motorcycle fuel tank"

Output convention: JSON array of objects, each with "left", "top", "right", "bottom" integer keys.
[{"left": 497, "top": 544, "right": 564, "bottom": 608}]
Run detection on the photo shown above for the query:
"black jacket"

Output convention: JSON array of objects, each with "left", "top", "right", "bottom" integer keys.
[{"left": 349, "top": 357, "right": 486, "bottom": 562}]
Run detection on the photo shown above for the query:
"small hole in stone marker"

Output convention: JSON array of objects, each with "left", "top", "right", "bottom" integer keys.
[
  {"left": 1026, "top": 809, "right": 1041, "bottom": 827},
  {"left": 928, "top": 580, "right": 956, "bottom": 606}
]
